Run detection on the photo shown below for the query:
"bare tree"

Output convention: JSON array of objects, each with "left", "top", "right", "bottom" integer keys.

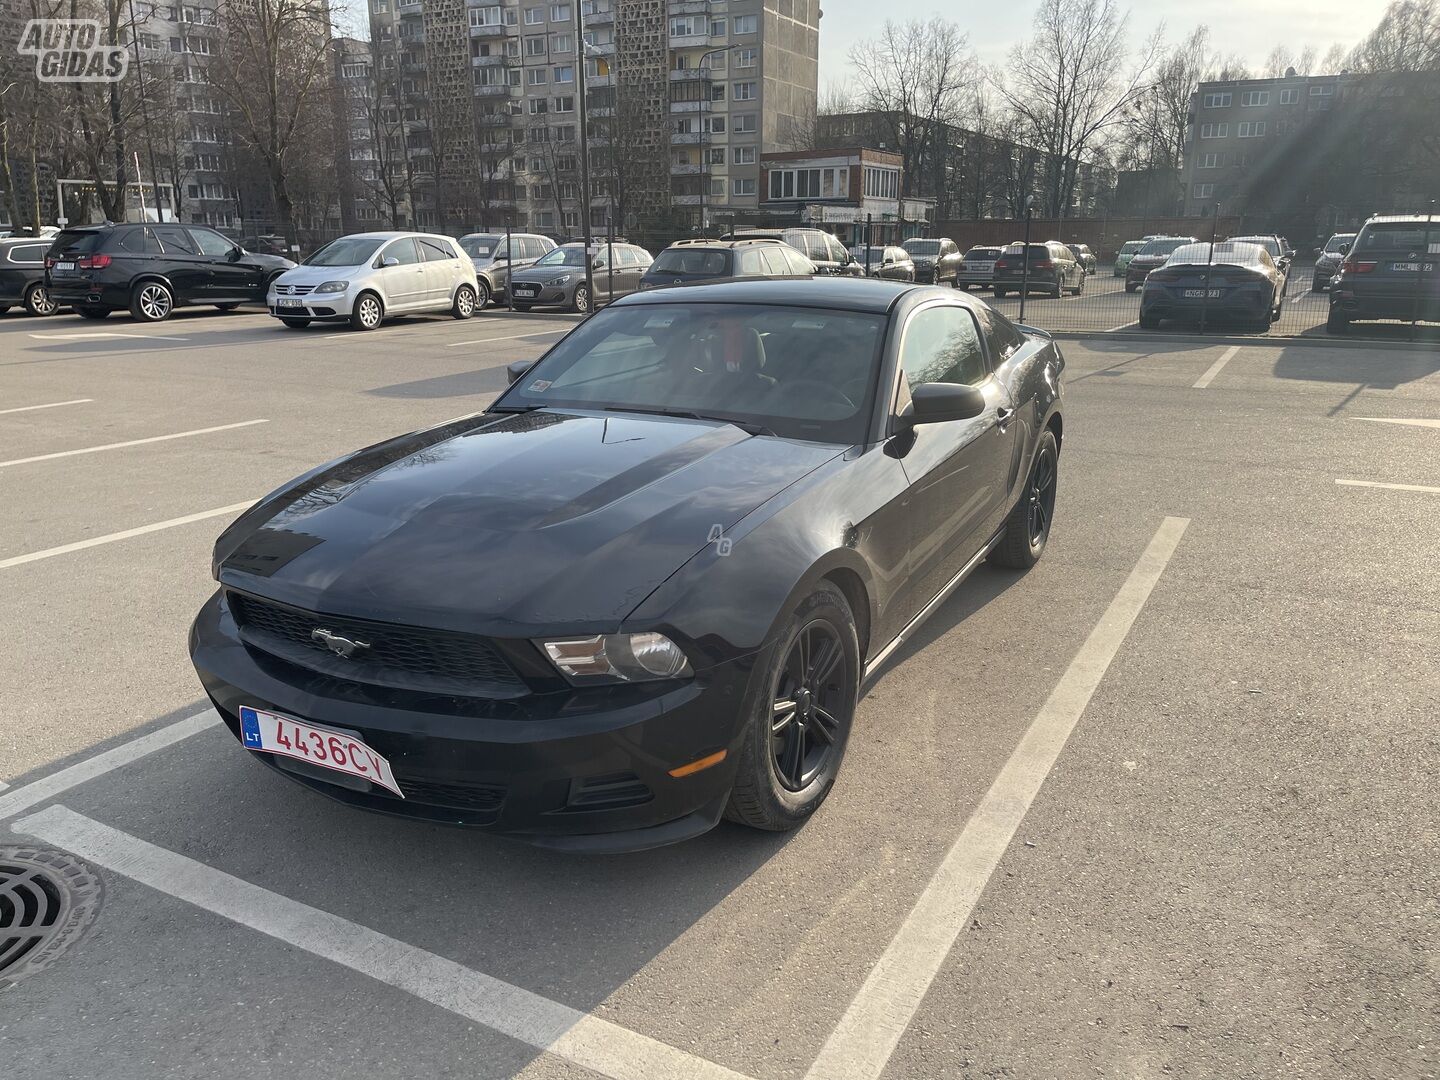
[
  {"left": 995, "top": 0, "right": 1159, "bottom": 218},
  {"left": 1349, "top": 0, "right": 1440, "bottom": 71},
  {"left": 207, "top": 0, "right": 340, "bottom": 248}
]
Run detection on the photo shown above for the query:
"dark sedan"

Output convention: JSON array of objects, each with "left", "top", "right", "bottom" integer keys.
[
  {"left": 1139, "top": 241, "right": 1285, "bottom": 332},
  {"left": 190, "top": 279, "right": 1065, "bottom": 851},
  {"left": 993, "top": 241, "right": 1085, "bottom": 298},
  {"left": 1125, "top": 236, "right": 1197, "bottom": 293}
]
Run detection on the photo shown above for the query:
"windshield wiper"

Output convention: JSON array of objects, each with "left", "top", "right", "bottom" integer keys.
[
  {"left": 603, "top": 406, "right": 774, "bottom": 437},
  {"left": 487, "top": 403, "right": 546, "bottom": 413}
]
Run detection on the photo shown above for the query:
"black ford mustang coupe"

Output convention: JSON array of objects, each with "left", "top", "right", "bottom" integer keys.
[{"left": 190, "top": 279, "right": 1065, "bottom": 851}]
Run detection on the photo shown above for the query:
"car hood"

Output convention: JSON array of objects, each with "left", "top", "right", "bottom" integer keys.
[
  {"left": 217, "top": 410, "right": 840, "bottom": 636},
  {"left": 275, "top": 263, "right": 371, "bottom": 285}
]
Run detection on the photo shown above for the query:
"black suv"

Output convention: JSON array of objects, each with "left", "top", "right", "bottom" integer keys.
[
  {"left": 0, "top": 236, "right": 59, "bottom": 316},
  {"left": 639, "top": 238, "right": 814, "bottom": 290},
  {"left": 720, "top": 228, "right": 862, "bottom": 276},
  {"left": 993, "top": 240, "right": 1086, "bottom": 298},
  {"left": 1327, "top": 214, "right": 1439, "bottom": 332},
  {"left": 46, "top": 223, "right": 295, "bottom": 322}
]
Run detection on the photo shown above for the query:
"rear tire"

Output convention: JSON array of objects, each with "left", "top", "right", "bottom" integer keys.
[
  {"left": 24, "top": 281, "right": 57, "bottom": 316},
  {"left": 76, "top": 306, "right": 110, "bottom": 320},
  {"left": 990, "top": 430, "right": 1059, "bottom": 570},
  {"left": 130, "top": 280, "right": 174, "bottom": 322},
  {"left": 994, "top": 288, "right": 1008, "bottom": 299},
  {"left": 474, "top": 278, "right": 491, "bottom": 310},
  {"left": 451, "top": 283, "right": 477, "bottom": 319},
  {"left": 215, "top": 302, "right": 240, "bottom": 311},
  {"left": 1326, "top": 308, "right": 1350, "bottom": 335},
  {"left": 1125, "top": 282, "right": 1138, "bottom": 294},
  {"left": 1139, "top": 312, "right": 1160, "bottom": 330},
  {"left": 279, "top": 317, "right": 311, "bottom": 329},
  {"left": 724, "top": 582, "right": 859, "bottom": 832},
  {"left": 350, "top": 291, "right": 383, "bottom": 331},
  {"left": 1068, "top": 275, "right": 1083, "bottom": 297}
]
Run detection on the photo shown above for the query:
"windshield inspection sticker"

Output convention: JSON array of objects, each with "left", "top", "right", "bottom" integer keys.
[{"left": 527, "top": 379, "right": 552, "bottom": 392}]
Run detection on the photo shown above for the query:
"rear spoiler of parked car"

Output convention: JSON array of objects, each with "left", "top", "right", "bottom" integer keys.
[{"left": 1014, "top": 322, "right": 1053, "bottom": 340}]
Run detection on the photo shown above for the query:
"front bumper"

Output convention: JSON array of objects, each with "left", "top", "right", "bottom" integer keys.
[
  {"left": 509, "top": 281, "right": 575, "bottom": 306},
  {"left": 189, "top": 590, "right": 759, "bottom": 851},
  {"left": 268, "top": 288, "right": 355, "bottom": 320}
]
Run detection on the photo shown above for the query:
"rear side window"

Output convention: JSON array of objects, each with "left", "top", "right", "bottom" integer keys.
[
  {"left": 119, "top": 228, "right": 162, "bottom": 254},
  {"left": 50, "top": 229, "right": 106, "bottom": 255},
  {"left": 900, "top": 305, "right": 988, "bottom": 389},
  {"left": 7, "top": 243, "right": 46, "bottom": 264},
  {"left": 419, "top": 238, "right": 456, "bottom": 261},
  {"left": 651, "top": 248, "right": 728, "bottom": 275},
  {"left": 977, "top": 305, "right": 1026, "bottom": 360}
]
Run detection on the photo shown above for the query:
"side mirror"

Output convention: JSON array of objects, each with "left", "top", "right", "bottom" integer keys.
[
  {"left": 896, "top": 382, "right": 986, "bottom": 430},
  {"left": 1339, "top": 242, "right": 1351, "bottom": 255},
  {"left": 228, "top": 247, "right": 244, "bottom": 261},
  {"left": 380, "top": 256, "right": 400, "bottom": 268},
  {"left": 507, "top": 359, "right": 536, "bottom": 384},
  {"left": 1283, "top": 250, "right": 1296, "bottom": 259},
  {"left": 592, "top": 257, "right": 605, "bottom": 269}
]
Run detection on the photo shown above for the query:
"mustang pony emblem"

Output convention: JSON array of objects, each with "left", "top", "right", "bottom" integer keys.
[{"left": 310, "top": 628, "right": 370, "bottom": 659}]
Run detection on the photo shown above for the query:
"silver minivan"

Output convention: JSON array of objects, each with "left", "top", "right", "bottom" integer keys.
[
  {"left": 457, "top": 232, "right": 556, "bottom": 307},
  {"left": 267, "top": 232, "right": 480, "bottom": 331}
]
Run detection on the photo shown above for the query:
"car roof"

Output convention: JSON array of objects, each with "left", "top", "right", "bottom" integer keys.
[
  {"left": 665, "top": 238, "right": 782, "bottom": 250},
  {"left": 1363, "top": 214, "right": 1437, "bottom": 226},
  {"left": 608, "top": 277, "right": 934, "bottom": 314}
]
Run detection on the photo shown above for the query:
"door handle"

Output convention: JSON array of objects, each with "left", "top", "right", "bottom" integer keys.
[{"left": 996, "top": 406, "right": 1015, "bottom": 430}]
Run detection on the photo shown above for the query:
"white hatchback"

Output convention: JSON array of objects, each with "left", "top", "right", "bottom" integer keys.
[{"left": 268, "top": 232, "right": 480, "bottom": 331}]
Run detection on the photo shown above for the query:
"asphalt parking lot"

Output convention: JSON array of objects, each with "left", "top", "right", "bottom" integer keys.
[{"left": 2, "top": 302, "right": 1437, "bottom": 1079}]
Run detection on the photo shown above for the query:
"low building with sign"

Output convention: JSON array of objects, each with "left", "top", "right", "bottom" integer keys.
[{"left": 749, "top": 147, "right": 933, "bottom": 245}]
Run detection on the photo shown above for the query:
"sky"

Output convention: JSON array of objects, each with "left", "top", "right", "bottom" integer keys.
[{"left": 817, "top": 0, "right": 1384, "bottom": 95}]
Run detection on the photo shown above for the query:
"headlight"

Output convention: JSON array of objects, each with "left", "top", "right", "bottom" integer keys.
[
  {"left": 540, "top": 632, "right": 692, "bottom": 683},
  {"left": 314, "top": 280, "right": 349, "bottom": 293},
  {"left": 545, "top": 274, "right": 574, "bottom": 286}
]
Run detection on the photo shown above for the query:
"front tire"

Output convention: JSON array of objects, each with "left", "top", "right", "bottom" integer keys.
[
  {"left": 279, "top": 317, "right": 311, "bottom": 329},
  {"left": 24, "top": 282, "right": 57, "bottom": 316},
  {"left": 994, "top": 288, "right": 1008, "bottom": 299},
  {"left": 350, "top": 291, "right": 383, "bottom": 331},
  {"left": 474, "top": 278, "right": 491, "bottom": 310},
  {"left": 725, "top": 582, "right": 859, "bottom": 832},
  {"left": 990, "top": 429, "right": 1059, "bottom": 570},
  {"left": 571, "top": 284, "right": 591, "bottom": 314},
  {"left": 1139, "top": 312, "right": 1160, "bottom": 330},
  {"left": 130, "top": 280, "right": 174, "bottom": 322},
  {"left": 1125, "top": 282, "right": 1139, "bottom": 294},
  {"left": 452, "top": 283, "right": 477, "bottom": 319}
]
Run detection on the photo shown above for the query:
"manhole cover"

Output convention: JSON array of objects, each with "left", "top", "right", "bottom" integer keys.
[{"left": 0, "top": 847, "right": 103, "bottom": 988}]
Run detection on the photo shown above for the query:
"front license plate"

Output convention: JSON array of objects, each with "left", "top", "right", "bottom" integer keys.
[
  {"left": 238, "top": 705, "right": 403, "bottom": 797},
  {"left": 1183, "top": 288, "right": 1224, "bottom": 298},
  {"left": 514, "top": 284, "right": 539, "bottom": 297},
  {"left": 277, "top": 297, "right": 304, "bottom": 308},
  {"left": 55, "top": 261, "right": 75, "bottom": 271}
]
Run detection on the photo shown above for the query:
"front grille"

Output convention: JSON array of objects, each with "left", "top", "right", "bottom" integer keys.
[
  {"left": 274, "top": 283, "right": 315, "bottom": 296},
  {"left": 228, "top": 591, "right": 526, "bottom": 695}
]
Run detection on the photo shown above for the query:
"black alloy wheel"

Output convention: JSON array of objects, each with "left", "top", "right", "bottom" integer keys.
[
  {"left": 991, "top": 429, "right": 1060, "bottom": 569},
  {"left": 770, "top": 620, "right": 846, "bottom": 792},
  {"left": 1027, "top": 442, "right": 1057, "bottom": 549}
]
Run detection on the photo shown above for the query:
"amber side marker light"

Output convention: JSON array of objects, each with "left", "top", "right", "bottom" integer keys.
[{"left": 668, "top": 750, "right": 727, "bottom": 778}]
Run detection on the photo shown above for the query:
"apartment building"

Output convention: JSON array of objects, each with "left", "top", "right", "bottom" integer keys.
[{"left": 364, "top": 0, "right": 818, "bottom": 239}]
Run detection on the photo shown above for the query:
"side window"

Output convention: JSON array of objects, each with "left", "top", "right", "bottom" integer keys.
[
  {"left": 517, "top": 238, "right": 538, "bottom": 259},
  {"left": 630, "top": 246, "right": 652, "bottom": 267},
  {"left": 419, "top": 238, "right": 455, "bottom": 262},
  {"left": 381, "top": 238, "right": 421, "bottom": 265},
  {"left": 120, "top": 227, "right": 161, "bottom": 254},
  {"left": 800, "top": 233, "right": 825, "bottom": 261},
  {"left": 617, "top": 246, "right": 641, "bottom": 268},
  {"left": 783, "top": 247, "right": 813, "bottom": 275},
  {"left": 738, "top": 248, "right": 765, "bottom": 275},
  {"left": 11, "top": 243, "right": 46, "bottom": 264},
  {"left": 190, "top": 228, "right": 234, "bottom": 257},
  {"left": 899, "top": 305, "right": 988, "bottom": 390},
  {"left": 976, "top": 305, "right": 1026, "bottom": 362},
  {"left": 153, "top": 225, "right": 197, "bottom": 254},
  {"left": 827, "top": 234, "right": 849, "bottom": 263}
]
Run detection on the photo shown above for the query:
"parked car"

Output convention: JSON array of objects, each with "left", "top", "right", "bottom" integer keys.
[
  {"left": 457, "top": 232, "right": 555, "bottom": 307},
  {"left": 722, "top": 228, "right": 861, "bottom": 276},
  {"left": 1066, "top": 243, "right": 1097, "bottom": 275},
  {"left": 0, "top": 225, "right": 59, "bottom": 240},
  {"left": 1124, "top": 236, "right": 1197, "bottom": 293},
  {"left": 957, "top": 246, "right": 1003, "bottom": 291},
  {"left": 850, "top": 245, "right": 915, "bottom": 281},
  {"left": 1327, "top": 214, "right": 1440, "bottom": 333},
  {"left": 1311, "top": 232, "right": 1356, "bottom": 291},
  {"left": 190, "top": 278, "right": 1065, "bottom": 850},
  {"left": 267, "top": 232, "right": 478, "bottom": 330},
  {"left": 638, "top": 238, "right": 813, "bottom": 290},
  {"left": 1226, "top": 234, "right": 1295, "bottom": 277},
  {"left": 508, "top": 241, "right": 653, "bottom": 313},
  {"left": 901, "top": 237, "right": 962, "bottom": 285},
  {"left": 240, "top": 235, "right": 292, "bottom": 258},
  {"left": 1139, "top": 241, "right": 1286, "bottom": 333},
  {"left": 1113, "top": 239, "right": 1146, "bottom": 277},
  {"left": 993, "top": 240, "right": 1085, "bottom": 298},
  {"left": 0, "top": 236, "right": 60, "bottom": 315},
  {"left": 46, "top": 223, "right": 295, "bottom": 322}
]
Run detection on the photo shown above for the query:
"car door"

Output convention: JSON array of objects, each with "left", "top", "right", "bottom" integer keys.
[
  {"left": 151, "top": 224, "right": 210, "bottom": 303},
  {"left": 374, "top": 237, "right": 426, "bottom": 310},
  {"left": 418, "top": 237, "right": 461, "bottom": 306},
  {"left": 190, "top": 226, "right": 262, "bottom": 301},
  {"left": 890, "top": 302, "right": 1016, "bottom": 612}
]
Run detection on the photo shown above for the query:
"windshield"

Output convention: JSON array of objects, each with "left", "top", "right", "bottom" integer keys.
[
  {"left": 1138, "top": 239, "right": 1190, "bottom": 257},
  {"left": 964, "top": 248, "right": 1000, "bottom": 260},
  {"left": 651, "top": 249, "right": 729, "bottom": 275},
  {"left": 459, "top": 235, "right": 501, "bottom": 258},
  {"left": 1358, "top": 224, "right": 1433, "bottom": 251},
  {"left": 1166, "top": 242, "right": 1268, "bottom": 268},
  {"left": 904, "top": 240, "right": 941, "bottom": 255},
  {"left": 50, "top": 229, "right": 105, "bottom": 254},
  {"left": 1324, "top": 235, "right": 1354, "bottom": 253},
  {"left": 1120, "top": 241, "right": 1146, "bottom": 254},
  {"left": 1228, "top": 236, "right": 1281, "bottom": 256},
  {"left": 535, "top": 247, "right": 588, "bottom": 267},
  {"left": 306, "top": 237, "right": 385, "bottom": 267},
  {"left": 492, "top": 302, "right": 887, "bottom": 444}
]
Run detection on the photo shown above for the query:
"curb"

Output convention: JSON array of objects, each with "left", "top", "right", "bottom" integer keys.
[{"left": 1050, "top": 329, "right": 1439, "bottom": 352}]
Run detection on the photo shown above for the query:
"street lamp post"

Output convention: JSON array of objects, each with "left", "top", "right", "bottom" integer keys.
[
  {"left": 696, "top": 45, "right": 739, "bottom": 236},
  {"left": 573, "top": 1, "right": 594, "bottom": 310},
  {"left": 1018, "top": 194, "right": 1035, "bottom": 324}
]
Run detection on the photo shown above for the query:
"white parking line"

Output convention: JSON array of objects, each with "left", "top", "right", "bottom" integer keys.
[
  {"left": 0, "top": 420, "right": 267, "bottom": 469},
  {"left": 0, "top": 501, "right": 253, "bottom": 571},
  {"left": 446, "top": 330, "right": 567, "bottom": 348},
  {"left": 805, "top": 516, "right": 1190, "bottom": 1080},
  {"left": 0, "top": 711, "right": 219, "bottom": 822},
  {"left": 0, "top": 398, "right": 94, "bottom": 416},
  {"left": 1336, "top": 479, "right": 1440, "bottom": 494},
  {"left": 1192, "top": 346, "right": 1240, "bottom": 389},
  {"left": 14, "top": 805, "right": 753, "bottom": 1080},
  {"left": 1353, "top": 417, "right": 1440, "bottom": 430},
  {"left": 29, "top": 331, "right": 189, "bottom": 342},
  {"left": 1104, "top": 321, "right": 1138, "bottom": 333}
]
